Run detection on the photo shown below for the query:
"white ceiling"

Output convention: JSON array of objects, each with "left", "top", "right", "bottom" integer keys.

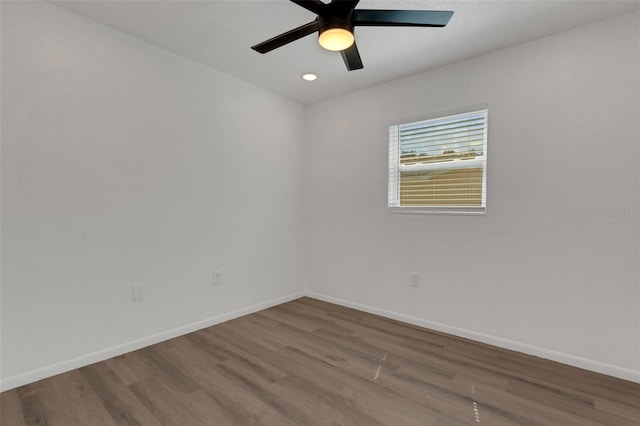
[{"left": 53, "top": 0, "right": 640, "bottom": 104}]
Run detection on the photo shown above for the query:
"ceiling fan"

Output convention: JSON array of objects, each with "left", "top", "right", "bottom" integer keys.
[{"left": 251, "top": 0, "right": 453, "bottom": 71}]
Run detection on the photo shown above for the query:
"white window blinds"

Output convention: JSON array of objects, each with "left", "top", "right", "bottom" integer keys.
[{"left": 388, "top": 109, "right": 488, "bottom": 214}]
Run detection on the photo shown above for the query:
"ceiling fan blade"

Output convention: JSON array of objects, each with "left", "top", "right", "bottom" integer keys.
[
  {"left": 252, "top": 20, "right": 318, "bottom": 54},
  {"left": 354, "top": 10, "right": 453, "bottom": 27},
  {"left": 341, "top": 42, "right": 363, "bottom": 71},
  {"left": 290, "top": 0, "right": 326, "bottom": 15},
  {"left": 331, "top": 0, "right": 360, "bottom": 7}
]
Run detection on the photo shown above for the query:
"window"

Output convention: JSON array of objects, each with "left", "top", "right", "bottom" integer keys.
[{"left": 388, "top": 108, "right": 488, "bottom": 214}]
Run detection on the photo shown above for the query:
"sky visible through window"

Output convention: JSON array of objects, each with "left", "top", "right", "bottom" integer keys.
[{"left": 400, "top": 113, "right": 485, "bottom": 159}]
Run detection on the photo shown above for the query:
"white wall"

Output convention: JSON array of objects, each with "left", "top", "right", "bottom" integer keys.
[
  {"left": 1, "top": 1, "right": 306, "bottom": 388},
  {"left": 306, "top": 12, "right": 640, "bottom": 381}
]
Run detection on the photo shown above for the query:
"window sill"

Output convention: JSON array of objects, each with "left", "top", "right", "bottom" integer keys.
[{"left": 388, "top": 206, "right": 486, "bottom": 215}]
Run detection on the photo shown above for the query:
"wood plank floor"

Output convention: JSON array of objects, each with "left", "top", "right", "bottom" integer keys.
[{"left": 1, "top": 297, "right": 639, "bottom": 425}]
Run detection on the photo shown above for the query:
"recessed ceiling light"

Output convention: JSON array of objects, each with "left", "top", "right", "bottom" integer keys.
[{"left": 302, "top": 73, "right": 317, "bottom": 81}]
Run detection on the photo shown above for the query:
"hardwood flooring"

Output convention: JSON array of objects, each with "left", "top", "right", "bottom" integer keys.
[{"left": 1, "top": 297, "right": 639, "bottom": 425}]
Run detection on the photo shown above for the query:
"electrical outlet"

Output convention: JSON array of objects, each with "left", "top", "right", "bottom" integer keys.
[
  {"left": 212, "top": 271, "right": 222, "bottom": 286},
  {"left": 410, "top": 273, "right": 420, "bottom": 288},
  {"left": 132, "top": 283, "right": 144, "bottom": 302}
]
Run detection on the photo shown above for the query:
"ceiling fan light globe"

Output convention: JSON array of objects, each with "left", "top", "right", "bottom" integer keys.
[{"left": 318, "top": 28, "right": 354, "bottom": 51}]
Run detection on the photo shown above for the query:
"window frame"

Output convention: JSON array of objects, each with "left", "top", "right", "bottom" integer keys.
[{"left": 388, "top": 106, "right": 488, "bottom": 215}]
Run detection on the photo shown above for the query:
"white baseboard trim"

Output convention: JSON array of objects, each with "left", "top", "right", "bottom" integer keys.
[
  {"left": 0, "top": 291, "right": 305, "bottom": 392},
  {"left": 305, "top": 291, "right": 640, "bottom": 384},
  {"left": 3, "top": 290, "right": 637, "bottom": 391}
]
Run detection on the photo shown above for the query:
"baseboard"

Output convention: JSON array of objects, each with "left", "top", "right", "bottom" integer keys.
[
  {"left": 3, "top": 289, "right": 637, "bottom": 391},
  {"left": 305, "top": 291, "right": 640, "bottom": 384},
  {"left": 0, "top": 291, "right": 305, "bottom": 392}
]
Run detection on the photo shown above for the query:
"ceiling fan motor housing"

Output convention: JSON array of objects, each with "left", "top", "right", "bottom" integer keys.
[{"left": 318, "top": 6, "right": 354, "bottom": 37}]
